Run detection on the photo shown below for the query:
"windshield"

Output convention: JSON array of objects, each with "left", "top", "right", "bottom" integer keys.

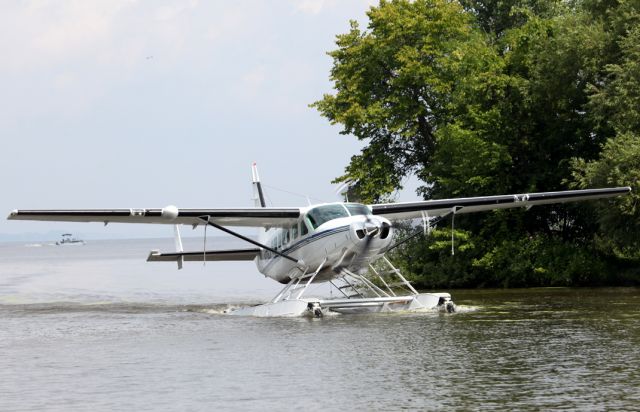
[
  {"left": 306, "top": 204, "right": 349, "bottom": 229},
  {"left": 345, "top": 203, "right": 371, "bottom": 216}
]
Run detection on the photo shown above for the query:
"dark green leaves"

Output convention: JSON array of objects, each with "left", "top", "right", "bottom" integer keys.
[
  {"left": 312, "top": 0, "right": 502, "bottom": 201},
  {"left": 315, "top": 0, "right": 640, "bottom": 285}
]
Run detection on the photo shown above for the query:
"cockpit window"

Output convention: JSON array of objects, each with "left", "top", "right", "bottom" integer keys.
[
  {"left": 345, "top": 203, "right": 371, "bottom": 216},
  {"left": 306, "top": 204, "right": 349, "bottom": 229}
]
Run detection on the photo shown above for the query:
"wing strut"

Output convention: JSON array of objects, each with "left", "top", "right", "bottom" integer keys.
[
  {"left": 451, "top": 207, "right": 457, "bottom": 256},
  {"left": 174, "top": 225, "right": 184, "bottom": 269},
  {"left": 197, "top": 217, "right": 304, "bottom": 267}
]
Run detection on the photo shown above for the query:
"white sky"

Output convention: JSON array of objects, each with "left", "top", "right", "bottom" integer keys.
[{"left": 1, "top": 0, "right": 421, "bottom": 239}]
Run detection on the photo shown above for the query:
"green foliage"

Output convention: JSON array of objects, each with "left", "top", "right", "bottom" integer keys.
[
  {"left": 392, "top": 227, "right": 638, "bottom": 288},
  {"left": 311, "top": 0, "right": 504, "bottom": 202},
  {"left": 471, "top": 236, "right": 610, "bottom": 287},
  {"left": 316, "top": 0, "right": 640, "bottom": 287},
  {"left": 497, "top": 11, "right": 608, "bottom": 191},
  {"left": 425, "top": 124, "right": 512, "bottom": 198},
  {"left": 571, "top": 132, "right": 640, "bottom": 256},
  {"left": 588, "top": 25, "right": 640, "bottom": 135},
  {"left": 459, "top": 0, "right": 560, "bottom": 35},
  {"left": 393, "top": 227, "right": 486, "bottom": 288}
]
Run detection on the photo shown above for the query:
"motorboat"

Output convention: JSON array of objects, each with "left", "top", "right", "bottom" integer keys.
[{"left": 56, "top": 233, "right": 85, "bottom": 246}]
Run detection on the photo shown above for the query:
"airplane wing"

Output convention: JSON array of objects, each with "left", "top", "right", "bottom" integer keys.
[
  {"left": 147, "top": 248, "right": 260, "bottom": 262},
  {"left": 371, "top": 187, "right": 631, "bottom": 222},
  {"left": 6, "top": 206, "right": 301, "bottom": 228}
]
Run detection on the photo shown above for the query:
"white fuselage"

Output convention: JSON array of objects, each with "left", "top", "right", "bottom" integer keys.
[{"left": 255, "top": 203, "right": 394, "bottom": 284}]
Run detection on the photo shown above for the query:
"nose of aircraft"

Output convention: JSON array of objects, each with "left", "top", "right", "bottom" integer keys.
[{"left": 349, "top": 216, "right": 393, "bottom": 249}]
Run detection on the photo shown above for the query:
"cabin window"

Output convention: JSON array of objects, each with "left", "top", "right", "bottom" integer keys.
[
  {"left": 306, "top": 214, "right": 316, "bottom": 229},
  {"left": 283, "top": 229, "right": 290, "bottom": 245},
  {"left": 345, "top": 203, "right": 371, "bottom": 217},
  {"left": 306, "top": 204, "right": 350, "bottom": 229},
  {"left": 300, "top": 220, "right": 309, "bottom": 236},
  {"left": 291, "top": 225, "right": 298, "bottom": 240}
]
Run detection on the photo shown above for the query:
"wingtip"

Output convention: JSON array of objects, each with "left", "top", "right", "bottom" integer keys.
[
  {"left": 7, "top": 209, "right": 18, "bottom": 220},
  {"left": 147, "top": 249, "right": 161, "bottom": 262}
]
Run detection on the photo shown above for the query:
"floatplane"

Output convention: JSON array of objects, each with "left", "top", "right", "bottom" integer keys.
[{"left": 7, "top": 164, "right": 631, "bottom": 317}]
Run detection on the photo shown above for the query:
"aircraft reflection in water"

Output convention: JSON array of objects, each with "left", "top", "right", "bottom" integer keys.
[{"left": 8, "top": 164, "right": 631, "bottom": 317}]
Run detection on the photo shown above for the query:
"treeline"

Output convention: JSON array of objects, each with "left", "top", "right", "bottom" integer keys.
[{"left": 314, "top": 0, "right": 640, "bottom": 287}]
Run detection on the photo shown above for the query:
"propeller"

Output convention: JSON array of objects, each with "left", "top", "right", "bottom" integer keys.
[
  {"left": 334, "top": 179, "right": 448, "bottom": 270},
  {"left": 352, "top": 214, "right": 376, "bottom": 267},
  {"left": 335, "top": 213, "right": 392, "bottom": 274}
]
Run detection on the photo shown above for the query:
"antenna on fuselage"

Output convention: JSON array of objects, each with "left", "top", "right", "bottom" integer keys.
[{"left": 252, "top": 162, "right": 266, "bottom": 208}]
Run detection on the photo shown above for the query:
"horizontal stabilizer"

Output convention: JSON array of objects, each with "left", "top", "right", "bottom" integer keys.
[{"left": 147, "top": 248, "right": 260, "bottom": 262}]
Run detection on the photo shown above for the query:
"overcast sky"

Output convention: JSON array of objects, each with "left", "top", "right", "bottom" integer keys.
[{"left": 1, "top": 0, "right": 421, "bottom": 240}]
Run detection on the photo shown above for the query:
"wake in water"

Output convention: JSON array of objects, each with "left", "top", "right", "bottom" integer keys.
[
  {"left": 23, "top": 243, "right": 44, "bottom": 247},
  {"left": 0, "top": 301, "right": 260, "bottom": 316},
  {"left": 0, "top": 300, "right": 481, "bottom": 318},
  {"left": 449, "top": 304, "right": 480, "bottom": 313}
]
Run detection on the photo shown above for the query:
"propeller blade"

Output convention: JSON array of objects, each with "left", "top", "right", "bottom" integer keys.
[{"left": 346, "top": 214, "right": 377, "bottom": 270}]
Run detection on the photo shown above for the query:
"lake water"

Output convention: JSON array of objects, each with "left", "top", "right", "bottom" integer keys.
[{"left": 1, "top": 239, "right": 639, "bottom": 411}]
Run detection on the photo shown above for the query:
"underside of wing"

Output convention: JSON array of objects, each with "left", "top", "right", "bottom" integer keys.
[
  {"left": 7, "top": 207, "right": 300, "bottom": 228},
  {"left": 147, "top": 248, "right": 260, "bottom": 262},
  {"left": 371, "top": 187, "right": 631, "bottom": 222}
]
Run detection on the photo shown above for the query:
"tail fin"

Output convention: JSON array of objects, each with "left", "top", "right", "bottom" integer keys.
[{"left": 252, "top": 162, "right": 266, "bottom": 207}]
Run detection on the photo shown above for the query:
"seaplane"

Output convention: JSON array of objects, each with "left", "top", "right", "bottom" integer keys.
[{"left": 7, "top": 164, "right": 631, "bottom": 317}]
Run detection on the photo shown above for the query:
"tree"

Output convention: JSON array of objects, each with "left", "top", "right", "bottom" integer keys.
[
  {"left": 571, "top": 133, "right": 640, "bottom": 256},
  {"left": 311, "top": 0, "right": 504, "bottom": 202},
  {"left": 315, "top": 0, "right": 640, "bottom": 286},
  {"left": 572, "top": 24, "right": 640, "bottom": 257},
  {"left": 459, "top": 0, "right": 559, "bottom": 37},
  {"left": 588, "top": 25, "right": 640, "bottom": 135}
]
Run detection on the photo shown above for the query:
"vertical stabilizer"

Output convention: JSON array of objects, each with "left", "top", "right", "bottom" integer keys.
[{"left": 252, "top": 162, "right": 266, "bottom": 208}]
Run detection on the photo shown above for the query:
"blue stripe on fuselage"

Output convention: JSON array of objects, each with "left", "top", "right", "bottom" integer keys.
[{"left": 260, "top": 225, "right": 350, "bottom": 270}]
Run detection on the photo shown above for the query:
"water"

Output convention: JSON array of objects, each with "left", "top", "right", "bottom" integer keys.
[{"left": 1, "top": 239, "right": 639, "bottom": 411}]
